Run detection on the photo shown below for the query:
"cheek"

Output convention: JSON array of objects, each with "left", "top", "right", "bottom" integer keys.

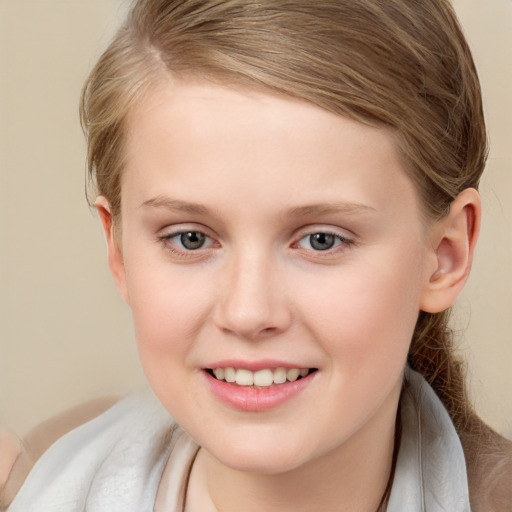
[
  {"left": 123, "top": 255, "right": 215, "bottom": 356},
  {"left": 296, "top": 251, "right": 424, "bottom": 371},
  {"left": 124, "top": 264, "right": 215, "bottom": 415},
  {"left": 290, "top": 254, "right": 425, "bottom": 436}
]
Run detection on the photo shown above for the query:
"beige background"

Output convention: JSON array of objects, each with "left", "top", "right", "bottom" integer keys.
[{"left": 0, "top": 0, "right": 511, "bottom": 439}]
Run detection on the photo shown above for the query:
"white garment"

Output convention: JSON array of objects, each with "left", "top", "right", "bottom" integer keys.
[
  {"left": 387, "top": 370, "right": 470, "bottom": 511},
  {"left": 7, "top": 370, "right": 470, "bottom": 511}
]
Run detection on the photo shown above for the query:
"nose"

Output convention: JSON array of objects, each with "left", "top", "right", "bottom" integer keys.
[{"left": 214, "top": 251, "right": 292, "bottom": 340}]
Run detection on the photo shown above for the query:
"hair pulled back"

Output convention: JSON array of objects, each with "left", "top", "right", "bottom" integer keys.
[{"left": 81, "top": 0, "right": 489, "bottom": 462}]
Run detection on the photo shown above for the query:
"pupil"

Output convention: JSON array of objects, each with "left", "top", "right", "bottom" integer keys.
[
  {"left": 181, "top": 232, "right": 206, "bottom": 250},
  {"left": 310, "top": 233, "right": 335, "bottom": 251}
]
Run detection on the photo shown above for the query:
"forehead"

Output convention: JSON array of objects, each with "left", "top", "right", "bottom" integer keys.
[{"left": 121, "top": 78, "right": 422, "bottom": 224}]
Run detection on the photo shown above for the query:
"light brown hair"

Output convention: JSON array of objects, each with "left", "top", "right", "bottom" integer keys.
[{"left": 80, "top": 0, "right": 510, "bottom": 506}]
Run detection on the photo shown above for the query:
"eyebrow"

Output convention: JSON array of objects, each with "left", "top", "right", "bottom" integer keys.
[
  {"left": 287, "top": 202, "right": 377, "bottom": 217},
  {"left": 140, "top": 195, "right": 214, "bottom": 216},
  {"left": 140, "top": 195, "right": 376, "bottom": 218}
]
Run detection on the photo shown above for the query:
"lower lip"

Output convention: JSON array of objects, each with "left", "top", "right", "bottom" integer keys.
[{"left": 203, "top": 371, "right": 315, "bottom": 412}]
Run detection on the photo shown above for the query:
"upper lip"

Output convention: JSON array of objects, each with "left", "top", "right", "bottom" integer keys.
[{"left": 203, "top": 359, "right": 313, "bottom": 372}]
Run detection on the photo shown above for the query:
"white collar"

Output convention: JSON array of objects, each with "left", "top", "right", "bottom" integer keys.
[{"left": 387, "top": 368, "right": 471, "bottom": 511}]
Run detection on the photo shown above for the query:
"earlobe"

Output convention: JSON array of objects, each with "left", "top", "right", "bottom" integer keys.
[
  {"left": 420, "top": 188, "right": 481, "bottom": 313},
  {"left": 95, "top": 196, "right": 130, "bottom": 304}
]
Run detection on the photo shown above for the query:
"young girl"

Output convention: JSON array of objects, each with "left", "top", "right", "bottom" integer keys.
[{"left": 5, "top": 0, "right": 511, "bottom": 510}]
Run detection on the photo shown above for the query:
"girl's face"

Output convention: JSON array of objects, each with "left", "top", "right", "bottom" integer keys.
[{"left": 107, "top": 79, "right": 439, "bottom": 474}]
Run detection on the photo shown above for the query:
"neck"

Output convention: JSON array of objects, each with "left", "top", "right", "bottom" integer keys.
[{"left": 187, "top": 402, "right": 399, "bottom": 512}]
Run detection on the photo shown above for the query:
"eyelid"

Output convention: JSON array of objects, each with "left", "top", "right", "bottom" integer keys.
[
  {"left": 157, "top": 224, "right": 220, "bottom": 257},
  {"left": 292, "top": 225, "right": 355, "bottom": 253},
  {"left": 167, "top": 231, "right": 215, "bottom": 249},
  {"left": 293, "top": 225, "right": 355, "bottom": 242},
  {"left": 158, "top": 222, "right": 216, "bottom": 239}
]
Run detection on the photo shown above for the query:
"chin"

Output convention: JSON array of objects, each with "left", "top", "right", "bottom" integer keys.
[{"left": 205, "top": 435, "right": 313, "bottom": 475}]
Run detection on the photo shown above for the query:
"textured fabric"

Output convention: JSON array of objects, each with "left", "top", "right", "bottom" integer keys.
[
  {"left": 7, "top": 392, "right": 177, "bottom": 512},
  {"left": 8, "top": 370, "right": 470, "bottom": 512},
  {"left": 388, "top": 369, "right": 471, "bottom": 511}
]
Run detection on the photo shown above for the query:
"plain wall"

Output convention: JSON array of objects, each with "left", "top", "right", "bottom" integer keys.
[{"left": 0, "top": 0, "right": 511, "bottom": 439}]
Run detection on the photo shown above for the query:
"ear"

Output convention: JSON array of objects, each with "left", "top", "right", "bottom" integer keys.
[
  {"left": 420, "top": 188, "right": 481, "bottom": 313},
  {"left": 95, "top": 196, "right": 130, "bottom": 304}
]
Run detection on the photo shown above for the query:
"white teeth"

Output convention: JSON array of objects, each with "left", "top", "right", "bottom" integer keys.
[
  {"left": 211, "top": 367, "right": 311, "bottom": 387},
  {"left": 254, "top": 369, "right": 274, "bottom": 387},
  {"left": 235, "top": 369, "right": 254, "bottom": 386},
  {"left": 273, "top": 367, "right": 287, "bottom": 384},
  {"left": 286, "top": 368, "right": 300, "bottom": 382},
  {"left": 224, "top": 367, "right": 236, "bottom": 383},
  {"left": 213, "top": 368, "right": 225, "bottom": 380}
]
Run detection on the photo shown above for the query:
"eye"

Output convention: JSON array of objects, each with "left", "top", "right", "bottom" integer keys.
[
  {"left": 177, "top": 231, "right": 208, "bottom": 250},
  {"left": 297, "top": 232, "right": 351, "bottom": 252},
  {"left": 160, "top": 230, "right": 215, "bottom": 251}
]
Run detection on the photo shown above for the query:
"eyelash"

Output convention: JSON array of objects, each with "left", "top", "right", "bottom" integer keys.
[
  {"left": 158, "top": 230, "right": 217, "bottom": 258},
  {"left": 157, "top": 229, "right": 354, "bottom": 258},
  {"left": 294, "top": 231, "right": 353, "bottom": 253}
]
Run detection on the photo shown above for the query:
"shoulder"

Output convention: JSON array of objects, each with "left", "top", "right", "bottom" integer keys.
[
  {"left": 4, "top": 393, "right": 177, "bottom": 512},
  {"left": 1, "top": 395, "right": 119, "bottom": 510},
  {"left": 462, "top": 415, "right": 512, "bottom": 512}
]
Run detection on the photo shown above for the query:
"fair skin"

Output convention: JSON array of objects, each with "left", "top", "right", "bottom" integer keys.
[{"left": 97, "top": 78, "right": 479, "bottom": 512}]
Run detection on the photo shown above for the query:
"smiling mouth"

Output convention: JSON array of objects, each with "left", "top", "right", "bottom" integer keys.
[{"left": 205, "top": 367, "right": 318, "bottom": 388}]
